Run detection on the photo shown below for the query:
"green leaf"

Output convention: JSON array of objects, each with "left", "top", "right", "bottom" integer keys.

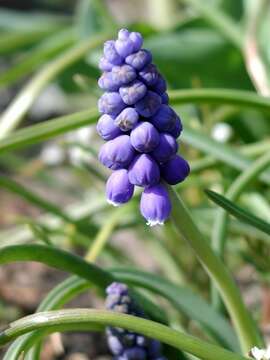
[
  {"left": 0, "top": 242, "right": 239, "bottom": 352},
  {"left": 3, "top": 276, "right": 89, "bottom": 360},
  {"left": 168, "top": 187, "right": 263, "bottom": 352},
  {"left": 169, "top": 88, "right": 270, "bottom": 112},
  {"left": 0, "top": 309, "right": 247, "bottom": 360},
  {"left": 0, "top": 244, "right": 166, "bottom": 325},
  {"left": 205, "top": 189, "right": 270, "bottom": 236},
  {"left": 0, "top": 108, "right": 99, "bottom": 153},
  {"left": 111, "top": 268, "right": 239, "bottom": 351}
]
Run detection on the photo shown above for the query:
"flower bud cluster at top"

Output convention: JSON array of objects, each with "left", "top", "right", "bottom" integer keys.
[
  {"left": 106, "top": 282, "right": 167, "bottom": 360},
  {"left": 97, "top": 29, "right": 189, "bottom": 226}
]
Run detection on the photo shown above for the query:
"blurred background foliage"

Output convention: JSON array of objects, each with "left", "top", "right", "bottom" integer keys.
[{"left": 0, "top": 0, "right": 270, "bottom": 359}]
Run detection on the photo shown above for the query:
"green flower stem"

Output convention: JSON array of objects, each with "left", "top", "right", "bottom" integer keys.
[
  {"left": 85, "top": 206, "right": 127, "bottom": 262},
  {"left": 180, "top": 0, "right": 242, "bottom": 49},
  {"left": 169, "top": 88, "right": 270, "bottom": 112},
  {"left": 0, "top": 32, "right": 109, "bottom": 139},
  {"left": 211, "top": 151, "right": 270, "bottom": 308},
  {"left": 0, "top": 309, "right": 248, "bottom": 360},
  {"left": 168, "top": 187, "right": 263, "bottom": 353}
]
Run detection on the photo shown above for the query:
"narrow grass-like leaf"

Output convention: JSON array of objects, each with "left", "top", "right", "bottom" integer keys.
[
  {"left": 3, "top": 276, "right": 89, "bottom": 360},
  {"left": 0, "top": 241, "right": 240, "bottom": 353},
  {"left": 168, "top": 187, "right": 263, "bottom": 352},
  {"left": 0, "top": 108, "right": 99, "bottom": 153},
  {"left": 0, "top": 244, "right": 166, "bottom": 325},
  {"left": 205, "top": 190, "right": 270, "bottom": 236},
  {"left": 169, "top": 88, "right": 270, "bottom": 112},
  {"left": 0, "top": 309, "right": 247, "bottom": 360},
  {"left": 112, "top": 267, "right": 239, "bottom": 351}
]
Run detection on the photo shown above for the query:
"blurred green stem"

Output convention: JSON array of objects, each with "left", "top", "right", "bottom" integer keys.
[
  {"left": 211, "top": 151, "right": 270, "bottom": 308},
  {"left": 0, "top": 32, "right": 109, "bottom": 139},
  {"left": 180, "top": 0, "right": 242, "bottom": 49},
  {"left": 168, "top": 187, "right": 263, "bottom": 353},
  {"left": 85, "top": 206, "right": 126, "bottom": 262}
]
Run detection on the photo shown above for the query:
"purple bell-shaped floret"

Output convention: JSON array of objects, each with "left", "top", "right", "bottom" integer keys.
[{"left": 140, "top": 183, "right": 171, "bottom": 226}]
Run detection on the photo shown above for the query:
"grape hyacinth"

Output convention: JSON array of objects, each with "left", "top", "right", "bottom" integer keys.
[
  {"left": 106, "top": 282, "right": 167, "bottom": 360},
  {"left": 97, "top": 29, "right": 190, "bottom": 226}
]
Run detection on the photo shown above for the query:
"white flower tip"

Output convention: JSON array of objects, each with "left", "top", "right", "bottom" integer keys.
[
  {"left": 146, "top": 220, "right": 164, "bottom": 227},
  {"left": 107, "top": 199, "right": 121, "bottom": 207},
  {"left": 249, "top": 346, "right": 270, "bottom": 360}
]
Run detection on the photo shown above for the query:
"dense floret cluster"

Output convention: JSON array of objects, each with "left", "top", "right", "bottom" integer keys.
[
  {"left": 97, "top": 29, "right": 189, "bottom": 226},
  {"left": 106, "top": 282, "right": 167, "bottom": 360}
]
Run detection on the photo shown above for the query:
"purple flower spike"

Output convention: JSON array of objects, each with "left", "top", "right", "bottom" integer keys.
[
  {"left": 119, "top": 80, "right": 147, "bottom": 105},
  {"left": 98, "top": 72, "right": 119, "bottom": 91},
  {"left": 112, "top": 64, "right": 137, "bottom": 87},
  {"left": 135, "top": 91, "right": 162, "bottom": 117},
  {"left": 148, "top": 340, "right": 162, "bottom": 357},
  {"left": 115, "top": 29, "right": 134, "bottom": 58},
  {"left": 125, "top": 49, "right": 152, "bottom": 70},
  {"left": 130, "top": 122, "right": 160, "bottom": 152},
  {"left": 161, "top": 155, "right": 190, "bottom": 185},
  {"left": 106, "top": 169, "right": 134, "bottom": 206},
  {"left": 151, "top": 74, "right": 167, "bottom": 95},
  {"left": 129, "top": 32, "right": 143, "bottom": 52},
  {"left": 139, "top": 64, "right": 159, "bottom": 87},
  {"left": 97, "top": 29, "right": 189, "bottom": 224},
  {"left": 118, "top": 29, "right": 130, "bottom": 40},
  {"left": 151, "top": 133, "right": 178, "bottom": 163},
  {"left": 106, "top": 282, "right": 128, "bottom": 296},
  {"left": 115, "top": 38, "right": 134, "bottom": 59},
  {"left": 108, "top": 336, "right": 124, "bottom": 355},
  {"left": 99, "top": 56, "right": 113, "bottom": 72},
  {"left": 150, "top": 104, "right": 176, "bottom": 132},
  {"left": 161, "top": 92, "right": 169, "bottom": 104},
  {"left": 128, "top": 154, "right": 160, "bottom": 187},
  {"left": 104, "top": 40, "right": 123, "bottom": 65},
  {"left": 121, "top": 348, "right": 147, "bottom": 359},
  {"left": 96, "top": 114, "right": 122, "bottom": 140},
  {"left": 115, "top": 107, "right": 139, "bottom": 131},
  {"left": 99, "top": 135, "right": 135, "bottom": 170},
  {"left": 98, "top": 92, "right": 125, "bottom": 116},
  {"left": 106, "top": 282, "right": 167, "bottom": 359},
  {"left": 140, "top": 183, "right": 172, "bottom": 226},
  {"left": 167, "top": 115, "right": 183, "bottom": 138}
]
